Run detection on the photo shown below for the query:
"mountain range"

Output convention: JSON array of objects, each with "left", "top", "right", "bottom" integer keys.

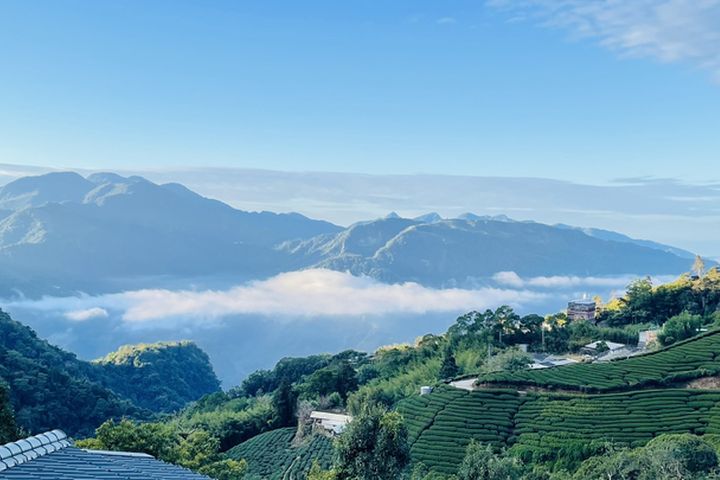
[
  {"left": 0, "top": 171, "right": 701, "bottom": 297},
  {"left": 0, "top": 172, "right": 339, "bottom": 296}
]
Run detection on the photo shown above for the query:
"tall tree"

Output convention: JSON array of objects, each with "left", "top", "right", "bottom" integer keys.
[
  {"left": 457, "top": 441, "right": 522, "bottom": 480},
  {"left": 438, "top": 346, "right": 460, "bottom": 380},
  {"left": 272, "top": 379, "right": 297, "bottom": 428},
  {"left": 334, "top": 406, "right": 410, "bottom": 480},
  {"left": 335, "top": 361, "right": 358, "bottom": 402},
  {"left": 0, "top": 382, "right": 18, "bottom": 443}
]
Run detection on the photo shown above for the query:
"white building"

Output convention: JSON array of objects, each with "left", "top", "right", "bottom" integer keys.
[{"left": 309, "top": 411, "right": 352, "bottom": 436}]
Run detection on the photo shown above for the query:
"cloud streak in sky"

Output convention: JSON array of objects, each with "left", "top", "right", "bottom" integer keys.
[
  {"left": 488, "top": 0, "right": 720, "bottom": 79},
  {"left": 64, "top": 307, "right": 109, "bottom": 322},
  {"left": 492, "top": 271, "right": 652, "bottom": 289}
]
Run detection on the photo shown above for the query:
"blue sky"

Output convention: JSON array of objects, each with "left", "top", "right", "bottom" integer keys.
[{"left": 1, "top": 0, "right": 719, "bottom": 183}]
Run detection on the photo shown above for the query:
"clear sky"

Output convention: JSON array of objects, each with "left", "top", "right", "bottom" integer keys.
[{"left": 1, "top": 0, "right": 719, "bottom": 183}]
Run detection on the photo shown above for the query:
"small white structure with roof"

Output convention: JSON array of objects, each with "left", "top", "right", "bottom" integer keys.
[{"left": 309, "top": 411, "right": 352, "bottom": 436}]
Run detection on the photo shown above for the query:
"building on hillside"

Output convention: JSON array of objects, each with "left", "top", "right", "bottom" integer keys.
[
  {"left": 529, "top": 353, "right": 580, "bottom": 369},
  {"left": 595, "top": 346, "right": 644, "bottom": 363},
  {"left": 582, "top": 340, "right": 626, "bottom": 356},
  {"left": 0, "top": 430, "right": 209, "bottom": 479},
  {"left": 309, "top": 411, "right": 352, "bottom": 436},
  {"left": 567, "top": 298, "right": 597, "bottom": 321}
]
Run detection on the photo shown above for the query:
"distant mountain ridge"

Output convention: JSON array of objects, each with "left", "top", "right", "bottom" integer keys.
[
  {"left": 280, "top": 214, "right": 698, "bottom": 287},
  {"left": 0, "top": 171, "right": 702, "bottom": 296},
  {"left": 0, "top": 171, "right": 340, "bottom": 296}
]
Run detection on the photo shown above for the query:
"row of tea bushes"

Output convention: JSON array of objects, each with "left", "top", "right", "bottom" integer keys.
[
  {"left": 398, "top": 388, "right": 524, "bottom": 475},
  {"left": 227, "top": 427, "right": 333, "bottom": 479},
  {"left": 399, "top": 386, "right": 720, "bottom": 474}
]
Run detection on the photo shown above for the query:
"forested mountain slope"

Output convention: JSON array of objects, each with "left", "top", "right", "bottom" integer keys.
[
  {"left": 0, "top": 309, "right": 220, "bottom": 436},
  {"left": 95, "top": 341, "right": 221, "bottom": 412}
]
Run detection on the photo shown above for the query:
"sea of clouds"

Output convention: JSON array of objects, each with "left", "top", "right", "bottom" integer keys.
[{"left": 5, "top": 268, "right": 659, "bottom": 329}]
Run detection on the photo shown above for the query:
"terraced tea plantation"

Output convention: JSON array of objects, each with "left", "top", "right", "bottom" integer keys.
[
  {"left": 479, "top": 329, "right": 720, "bottom": 392},
  {"left": 227, "top": 427, "right": 333, "bottom": 479},
  {"left": 513, "top": 389, "right": 720, "bottom": 462},
  {"left": 399, "top": 387, "right": 523, "bottom": 474},
  {"left": 398, "top": 386, "right": 720, "bottom": 475}
]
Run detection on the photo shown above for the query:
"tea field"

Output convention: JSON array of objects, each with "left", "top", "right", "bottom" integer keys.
[
  {"left": 398, "top": 386, "right": 720, "bottom": 475},
  {"left": 227, "top": 427, "right": 333, "bottom": 479},
  {"left": 479, "top": 329, "right": 720, "bottom": 392}
]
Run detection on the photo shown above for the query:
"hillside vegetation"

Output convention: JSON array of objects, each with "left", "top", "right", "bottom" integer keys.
[
  {"left": 0, "top": 309, "right": 220, "bottom": 436},
  {"left": 0, "top": 382, "right": 18, "bottom": 443},
  {"left": 95, "top": 341, "right": 220, "bottom": 412}
]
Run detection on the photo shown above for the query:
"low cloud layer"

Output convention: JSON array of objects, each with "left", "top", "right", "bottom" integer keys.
[
  {"left": 64, "top": 307, "right": 109, "bottom": 322},
  {"left": 6, "top": 269, "right": 548, "bottom": 328},
  {"left": 489, "top": 0, "right": 720, "bottom": 80},
  {"left": 491, "top": 271, "right": 673, "bottom": 289}
]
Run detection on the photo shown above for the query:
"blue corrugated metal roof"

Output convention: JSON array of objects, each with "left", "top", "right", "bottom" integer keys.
[{"left": 0, "top": 430, "right": 210, "bottom": 479}]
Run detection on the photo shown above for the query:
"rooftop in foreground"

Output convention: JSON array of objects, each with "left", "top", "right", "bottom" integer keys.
[{"left": 0, "top": 430, "right": 210, "bottom": 479}]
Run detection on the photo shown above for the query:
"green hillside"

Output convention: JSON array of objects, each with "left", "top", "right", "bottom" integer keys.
[
  {"left": 95, "top": 341, "right": 221, "bottom": 412},
  {"left": 0, "top": 309, "right": 220, "bottom": 436},
  {"left": 227, "top": 427, "right": 334, "bottom": 479},
  {"left": 479, "top": 328, "right": 720, "bottom": 392},
  {"left": 398, "top": 386, "right": 720, "bottom": 475}
]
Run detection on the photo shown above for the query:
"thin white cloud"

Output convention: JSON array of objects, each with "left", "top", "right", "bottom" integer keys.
[
  {"left": 488, "top": 0, "right": 720, "bottom": 79},
  {"left": 6, "top": 269, "right": 546, "bottom": 328},
  {"left": 437, "top": 17, "right": 458, "bottom": 25},
  {"left": 492, "top": 271, "right": 675, "bottom": 289},
  {"left": 64, "top": 307, "right": 108, "bottom": 322}
]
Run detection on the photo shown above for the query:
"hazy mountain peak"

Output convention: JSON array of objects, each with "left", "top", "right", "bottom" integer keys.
[
  {"left": 413, "top": 212, "right": 443, "bottom": 223},
  {"left": 0, "top": 171, "right": 94, "bottom": 210},
  {"left": 86, "top": 172, "right": 129, "bottom": 185},
  {"left": 456, "top": 213, "right": 515, "bottom": 223},
  {"left": 384, "top": 211, "right": 401, "bottom": 219}
]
